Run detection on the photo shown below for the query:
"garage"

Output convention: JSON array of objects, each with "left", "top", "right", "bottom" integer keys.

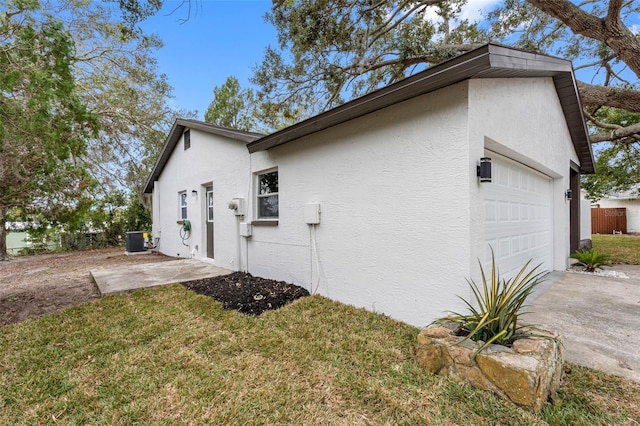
[{"left": 484, "top": 153, "right": 554, "bottom": 278}]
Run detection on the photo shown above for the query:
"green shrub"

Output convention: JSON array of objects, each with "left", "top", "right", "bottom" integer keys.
[
  {"left": 440, "top": 251, "right": 545, "bottom": 353},
  {"left": 570, "top": 248, "right": 610, "bottom": 272}
]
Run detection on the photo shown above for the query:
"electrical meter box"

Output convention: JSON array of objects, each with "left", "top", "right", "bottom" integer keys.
[
  {"left": 304, "top": 203, "right": 321, "bottom": 225},
  {"left": 231, "top": 198, "right": 246, "bottom": 216}
]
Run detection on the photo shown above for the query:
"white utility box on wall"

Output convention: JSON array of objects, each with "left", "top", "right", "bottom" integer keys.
[
  {"left": 229, "top": 198, "right": 246, "bottom": 216},
  {"left": 239, "top": 222, "right": 252, "bottom": 237},
  {"left": 304, "top": 203, "right": 321, "bottom": 225}
]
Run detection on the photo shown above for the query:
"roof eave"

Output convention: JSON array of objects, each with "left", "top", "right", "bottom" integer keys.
[
  {"left": 246, "top": 43, "right": 594, "bottom": 175},
  {"left": 143, "top": 120, "right": 185, "bottom": 194},
  {"left": 247, "top": 45, "right": 494, "bottom": 154},
  {"left": 143, "top": 119, "right": 263, "bottom": 194}
]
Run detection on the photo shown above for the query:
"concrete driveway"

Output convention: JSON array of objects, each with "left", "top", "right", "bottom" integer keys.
[{"left": 526, "top": 265, "right": 640, "bottom": 383}]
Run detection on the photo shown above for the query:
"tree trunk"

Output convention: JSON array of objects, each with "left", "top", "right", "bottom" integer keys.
[
  {"left": 577, "top": 81, "right": 640, "bottom": 113},
  {"left": 0, "top": 205, "right": 8, "bottom": 261},
  {"left": 525, "top": 0, "right": 640, "bottom": 79}
]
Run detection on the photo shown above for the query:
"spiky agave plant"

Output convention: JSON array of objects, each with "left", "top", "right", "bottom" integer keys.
[
  {"left": 442, "top": 251, "right": 545, "bottom": 354},
  {"left": 570, "top": 248, "right": 610, "bottom": 272}
]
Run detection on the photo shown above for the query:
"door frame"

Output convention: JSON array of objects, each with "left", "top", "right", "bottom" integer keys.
[
  {"left": 569, "top": 162, "right": 580, "bottom": 252},
  {"left": 205, "top": 185, "right": 214, "bottom": 259}
]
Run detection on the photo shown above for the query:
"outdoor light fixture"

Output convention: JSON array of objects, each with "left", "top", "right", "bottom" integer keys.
[
  {"left": 477, "top": 157, "right": 492, "bottom": 182},
  {"left": 565, "top": 189, "right": 573, "bottom": 201},
  {"left": 191, "top": 190, "right": 198, "bottom": 196}
]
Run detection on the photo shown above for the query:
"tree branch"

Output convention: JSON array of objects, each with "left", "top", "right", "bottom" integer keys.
[
  {"left": 525, "top": 0, "right": 640, "bottom": 78},
  {"left": 577, "top": 81, "right": 640, "bottom": 112},
  {"left": 589, "top": 121, "right": 640, "bottom": 143}
]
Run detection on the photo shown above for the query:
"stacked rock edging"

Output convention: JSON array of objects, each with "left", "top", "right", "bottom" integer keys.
[{"left": 416, "top": 323, "right": 564, "bottom": 412}]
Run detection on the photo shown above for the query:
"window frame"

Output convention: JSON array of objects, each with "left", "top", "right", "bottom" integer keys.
[
  {"left": 179, "top": 191, "right": 188, "bottom": 219},
  {"left": 183, "top": 129, "right": 191, "bottom": 150},
  {"left": 256, "top": 169, "right": 279, "bottom": 220},
  {"left": 206, "top": 188, "right": 214, "bottom": 223}
]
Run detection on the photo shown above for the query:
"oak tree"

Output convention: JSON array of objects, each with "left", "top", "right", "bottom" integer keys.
[{"left": 252, "top": 0, "right": 639, "bottom": 195}]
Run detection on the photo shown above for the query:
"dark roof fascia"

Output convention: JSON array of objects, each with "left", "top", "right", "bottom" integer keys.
[
  {"left": 143, "top": 119, "right": 264, "bottom": 193},
  {"left": 247, "top": 43, "right": 594, "bottom": 174},
  {"left": 176, "top": 119, "right": 265, "bottom": 142},
  {"left": 551, "top": 73, "right": 594, "bottom": 174}
]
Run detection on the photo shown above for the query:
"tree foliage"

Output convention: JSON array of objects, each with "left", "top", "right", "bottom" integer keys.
[
  {"left": 0, "top": 0, "right": 186, "bottom": 258},
  {"left": 581, "top": 109, "right": 640, "bottom": 202},
  {"left": 252, "top": 0, "right": 639, "bottom": 197},
  {"left": 253, "top": 0, "right": 485, "bottom": 117},
  {"left": 39, "top": 0, "right": 188, "bottom": 203},
  {"left": 113, "top": 0, "right": 163, "bottom": 27},
  {"left": 205, "top": 76, "right": 256, "bottom": 131},
  {"left": 0, "top": 1, "right": 98, "bottom": 259},
  {"left": 205, "top": 75, "right": 306, "bottom": 133}
]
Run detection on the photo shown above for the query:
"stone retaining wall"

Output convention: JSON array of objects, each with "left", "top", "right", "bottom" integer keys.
[{"left": 416, "top": 324, "right": 563, "bottom": 412}]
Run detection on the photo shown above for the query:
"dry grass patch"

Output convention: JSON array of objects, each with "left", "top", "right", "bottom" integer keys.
[
  {"left": 592, "top": 234, "right": 640, "bottom": 264},
  {"left": 1, "top": 285, "right": 639, "bottom": 424}
]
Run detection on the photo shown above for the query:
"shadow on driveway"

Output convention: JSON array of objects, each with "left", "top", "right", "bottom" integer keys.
[{"left": 526, "top": 265, "right": 640, "bottom": 383}]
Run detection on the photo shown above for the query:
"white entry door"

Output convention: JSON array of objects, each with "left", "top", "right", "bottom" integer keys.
[{"left": 484, "top": 154, "right": 553, "bottom": 278}]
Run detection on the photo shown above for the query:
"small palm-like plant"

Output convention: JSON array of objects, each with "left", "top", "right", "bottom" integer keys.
[
  {"left": 570, "top": 248, "right": 609, "bottom": 272},
  {"left": 441, "top": 251, "right": 545, "bottom": 354}
]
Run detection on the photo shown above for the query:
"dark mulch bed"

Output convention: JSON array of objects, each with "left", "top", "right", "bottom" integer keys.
[{"left": 181, "top": 272, "right": 310, "bottom": 316}]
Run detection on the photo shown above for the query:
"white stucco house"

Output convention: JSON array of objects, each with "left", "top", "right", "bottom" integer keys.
[{"left": 144, "top": 44, "right": 594, "bottom": 327}]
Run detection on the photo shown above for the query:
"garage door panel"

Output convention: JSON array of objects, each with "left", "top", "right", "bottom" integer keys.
[{"left": 484, "top": 154, "right": 553, "bottom": 279}]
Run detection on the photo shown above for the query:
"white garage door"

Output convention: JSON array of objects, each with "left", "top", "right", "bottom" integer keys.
[{"left": 484, "top": 154, "right": 553, "bottom": 279}]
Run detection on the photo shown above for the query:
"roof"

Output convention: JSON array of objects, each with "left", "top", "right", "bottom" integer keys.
[
  {"left": 604, "top": 187, "right": 640, "bottom": 200},
  {"left": 246, "top": 43, "right": 594, "bottom": 174},
  {"left": 143, "top": 119, "right": 263, "bottom": 193}
]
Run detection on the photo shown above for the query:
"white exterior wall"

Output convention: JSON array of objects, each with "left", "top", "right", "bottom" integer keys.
[
  {"left": 467, "top": 78, "right": 580, "bottom": 276},
  {"left": 581, "top": 200, "right": 592, "bottom": 239},
  {"left": 247, "top": 83, "right": 472, "bottom": 327},
  {"left": 150, "top": 77, "right": 582, "bottom": 328},
  {"left": 596, "top": 198, "right": 640, "bottom": 233},
  {"left": 152, "top": 129, "right": 249, "bottom": 270}
]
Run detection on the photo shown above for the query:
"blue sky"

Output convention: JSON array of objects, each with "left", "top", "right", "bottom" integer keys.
[
  {"left": 138, "top": 0, "right": 506, "bottom": 120},
  {"left": 140, "top": 0, "right": 638, "bottom": 121},
  {"left": 140, "top": 0, "right": 276, "bottom": 119}
]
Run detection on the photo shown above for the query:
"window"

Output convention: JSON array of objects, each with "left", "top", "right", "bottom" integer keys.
[
  {"left": 206, "top": 188, "right": 214, "bottom": 222},
  {"left": 184, "top": 129, "right": 191, "bottom": 150},
  {"left": 179, "top": 191, "right": 187, "bottom": 219},
  {"left": 257, "top": 170, "right": 278, "bottom": 219}
]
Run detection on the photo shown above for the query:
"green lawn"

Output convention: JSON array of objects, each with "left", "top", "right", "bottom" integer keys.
[
  {"left": 1, "top": 286, "right": 639, "bottom": 425},
  {"left": 592, "top": 234, "right": 640, "bottom": 264}
]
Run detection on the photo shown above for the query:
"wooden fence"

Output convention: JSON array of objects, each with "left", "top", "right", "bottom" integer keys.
[{"left": 591, "top": 208, "right": 627, "bottom": 234}]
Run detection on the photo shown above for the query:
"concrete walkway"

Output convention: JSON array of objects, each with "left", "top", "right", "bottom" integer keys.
[
  {"left": 91, "top": 258, "right": 231, "bottom": 295},
  {"left": 526, "top": 265, "right": 640, "bottom": 383}
]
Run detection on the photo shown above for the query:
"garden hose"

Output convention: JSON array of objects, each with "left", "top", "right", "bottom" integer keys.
[{"left": 179, "top": 220, "right": 191, "bottom": 246}]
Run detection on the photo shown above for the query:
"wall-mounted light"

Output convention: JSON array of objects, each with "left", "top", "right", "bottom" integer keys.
[
  {"left": 477, "top": 157, "right": 492, "bottom": 183},
  {"left": 191, "top": 190, "right": 198, "bottom": 197},
  {"left": 565, "top": 189, "right": 573, "bottom": 201}
]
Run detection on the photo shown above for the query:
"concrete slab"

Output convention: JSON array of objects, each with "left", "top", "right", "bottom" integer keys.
[
  {"left": 91, "top": 259, "right": 232, "bottom": 295},
  {"left": 525, "top": 267, "right": 640, "bottom": 383}
]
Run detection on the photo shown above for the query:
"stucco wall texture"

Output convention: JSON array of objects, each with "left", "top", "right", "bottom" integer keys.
[
  {"left": 152, "top": 78, "right": 579, "bottom": 327},
  {"left": 152, "top": 129, "right": 249, "bottom": 270}
]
